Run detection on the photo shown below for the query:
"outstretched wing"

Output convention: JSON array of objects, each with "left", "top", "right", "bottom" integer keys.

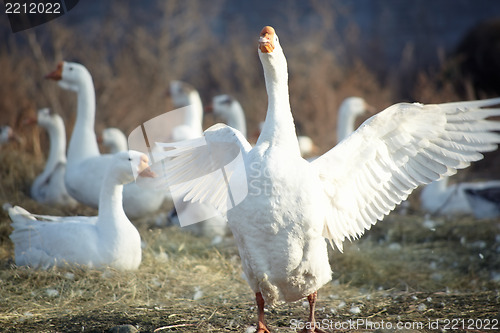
[
  {"left": 312, "top": 98, "right": 500, "bottom": 251},
  {"left": 155, "top": 124, "right": 252, "bottom": 219}
]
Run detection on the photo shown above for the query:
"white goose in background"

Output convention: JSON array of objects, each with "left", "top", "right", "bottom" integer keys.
[
  {"left": 156, "top": 26, "right": 500, "bottom": 332},
  {"left": 8, "top": 150, "right": 154, "bottom": 270},
  {"left": 169, "top": 80, "right": 203, "bottom": 140},
  {"left": 30, "top": 108, "right": 78, "bottom": 207},
  {"left": 421, "top": 175, "right": 500, "bottom": 218},
  {"left": 336, "top": 96, "right": 374, "bottom": 142},
  {"left": 167, "top": 81, "right": 229, "bottom": 241},
  {"left": 0, "top": 126, "right": 14, "bottom": 145},
  {"left": 45, "top": 62, "right": 165, "bottom": 219},
  {"left": 209, "top": 94, "right": 247, "bottom": 138},
  {"left": 463, "top": 181, "right": 500, "bottom": 219},
  {"left": 100, "top": 127, "right": 128, "bottom": 154}
]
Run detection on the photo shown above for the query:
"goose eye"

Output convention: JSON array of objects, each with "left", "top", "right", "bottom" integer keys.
[
  {"left": 128, "top": 157, "right": 132, "bottom": 161},
  {"left": 69, "top": 67, "right": 74, "bottom": 71}
]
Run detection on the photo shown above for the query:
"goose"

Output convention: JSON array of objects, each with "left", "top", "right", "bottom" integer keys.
[
  {"left": 45, "top": 61, "right": 165, "bottom": 219},
  {"left": 421, "top": 175, "right": 500, "bottom": 218},
  {"left": 0, "top": 125, "right": 14, "bottom": 145},
  {"left": 169, "top": 80, "right": 203, "bottom": 140},
  {"left": 209, "top": 94, "right": 247, "bottom": 138},
  {"left": 30, "top": 108, "right": 78, "bottom": 207},
  {"left": 336, "top": 96, "right": 375, "bottom": 142},
  {"left": 8, "top": 150, "right": 153, "bottom": 270},
  {"left": 165, "top": 82, "right": 229, "bottom": 240},
  {"left": 463, "top": 181, "right": 500, "bottom": 219},
  {"left": 101, "top": 127, "right": 128, "bottom": 154},
  {"left": 155, "top": 26, "right": 500, "bottom": 332}
]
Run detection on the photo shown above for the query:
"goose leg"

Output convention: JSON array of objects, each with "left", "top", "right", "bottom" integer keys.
[
  {"left": 301, "top": 291, "right": 327, "bottom": 333},
  {"left": 256, "top": 292, "right": 271, "bottom": 333}
]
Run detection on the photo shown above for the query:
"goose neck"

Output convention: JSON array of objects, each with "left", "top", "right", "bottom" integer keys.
[
  {"left": 67, "top": 74, "right": 99, "bottom": 165},
  {"left": 257, "top": 53, "right": 299, "bottom": 151}
]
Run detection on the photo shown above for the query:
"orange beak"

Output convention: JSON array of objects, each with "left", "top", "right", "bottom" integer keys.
[
  {"left": 259, "top": 26, "right": 275, "bottom": 53},
  {"left": 138, "top": 155, "right": 157, "bottom": 178},
  {"left": 45, "top": 62, "right": 63, "bottom": 80}
]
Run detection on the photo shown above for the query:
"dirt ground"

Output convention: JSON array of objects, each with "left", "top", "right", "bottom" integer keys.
[{"left": 0, "top": 147, "right": 499, "bottom": 333}]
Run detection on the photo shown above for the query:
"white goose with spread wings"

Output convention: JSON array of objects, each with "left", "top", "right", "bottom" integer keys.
[{"left": 156, "top": 26, "right": 500, "bottom": 333}]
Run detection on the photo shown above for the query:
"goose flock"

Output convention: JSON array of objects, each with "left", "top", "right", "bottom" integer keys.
[{"left": 2, "top": 24, "right": 500, "bottom": 333}]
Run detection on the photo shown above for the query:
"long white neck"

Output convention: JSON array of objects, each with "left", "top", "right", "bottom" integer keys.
[
  {"left": 185, "top": 90, "right": 203, "bottom": 135},
  {"left": 96, "top": 169, "right": 129, "bottom": 234},
  {"left": 226, "top": 104, "right": 247, "bottom": 138},
  {"left": 37, "top": 117, "right": 67, "bottom": 182},
  {"left": 337, "top": 104, "right": 358, "bottom": 142},
  {"left": 256, "top": 50, "right": 299, "bottom": 153},
  {"left": 67, "top": 72, "right": 99, "bottom": 165}
]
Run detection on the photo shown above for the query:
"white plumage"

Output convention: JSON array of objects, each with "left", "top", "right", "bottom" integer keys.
[
  {"left": 336, "top": 96, "right": 374, "bottom": 142},
  {"left": 9, "top": 150, "right": 153, "bottom": 270},
  {"left": 101, "top": 127, "right": 128, "bottom": 154},
  {"left": 0, "top": 125, "right": 14, "bottom": 145},
  {"left": 30, "top": 108, "right": 78, "bottom": 207},
  {"left": 156, "top": 26, "right": 500, "bottom": 332},
  {"left": 211, "top": 94, "right": 247, "bottom": 138},
  {"left": 45, "top": 61, "right": 165, "bottom": 219},
  {"left": 421, "top": 175, "right": 500, "bottom": 218}
]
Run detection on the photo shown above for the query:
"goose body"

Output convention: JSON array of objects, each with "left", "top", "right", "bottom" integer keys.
[
  {"left": 157, "top": 27, "right": 500, "bottom": 332},
  {"left": 0, "top": 126, "right": 14, "bottom": 145},
  {"left": 464, "top": 181, "right": 500, "bottom": 219},
  {"left": 46, "top": 62, "right": 164, "bottom": 219},
  {"left": 30, "top": 108, "right": 77, "bottom": 207},
  {"left": 421, "top": 175, "right": 500, "bottom": 218},
  {"left": 9, "top": 151, "right": 152, "bottom": 270}
]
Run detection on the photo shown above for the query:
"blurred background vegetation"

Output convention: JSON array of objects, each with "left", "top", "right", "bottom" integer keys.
[{"left": 1, "top": 0, "right": 500, "bottom": 162}]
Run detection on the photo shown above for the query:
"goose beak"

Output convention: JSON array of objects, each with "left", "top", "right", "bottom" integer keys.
[
  {"left": 45, "top": 62, "right": 63, "bottom": 80},
  {"left": 137, "top": 155, "right": 157, "bottom": 178},
  {"left": 259, "top": 26, "right": 275, "bottom": 53}
]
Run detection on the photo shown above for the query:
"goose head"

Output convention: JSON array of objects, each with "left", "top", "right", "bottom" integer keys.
[
  {"left": 101, "top": 128, "right": 128, "bottom": 154},
  {"left": 258, "top": 26, "right": 279, "bottom": 54},
  {"left": 36, "top": 108, "right": 57, "bottom": 129},
  {"left": 339, "top": 97, "right": 376, "bottom": 118},
  {"left": 46, "top": 61, "right": 92, "bottom": 92},
  {"left": 211, "top": 94, "right": 237, "bottom": 118},
  {"left": 114, "top": 150, "right": 156, "bottom": 185},
  {"left": 258, "top": 26, "right": 287, "bottom": 82},
  {"left": 169, "top": 80, "right": 195, "bottom": 108}
]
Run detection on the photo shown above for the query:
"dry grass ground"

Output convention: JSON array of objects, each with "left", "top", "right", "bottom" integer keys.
[{"left": 0, "top": 146, "right": 499, "bottom": 333}]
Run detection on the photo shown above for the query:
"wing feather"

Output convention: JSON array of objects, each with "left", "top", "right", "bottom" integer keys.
[
  {"left": 312, "top": 98, "right": 500, "bottom": 250},
  {"left": 156, "top": 124, "right": 251, "bottom": 217}
]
